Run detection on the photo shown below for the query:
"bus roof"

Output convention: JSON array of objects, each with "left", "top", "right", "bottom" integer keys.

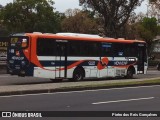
[
  {"left": 56, "top": 33, "right": 102, "bottom": 38},
  {"left": 24, "top": 33, "right": 145, "bottom": 44}
]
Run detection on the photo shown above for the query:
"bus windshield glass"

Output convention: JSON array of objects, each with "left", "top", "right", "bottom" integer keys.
[{"left": 10, "top": 36, "right": 29, "bottom": 49}]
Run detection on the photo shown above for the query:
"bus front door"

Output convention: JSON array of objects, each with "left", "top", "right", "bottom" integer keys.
[
  {"left": 55, "top": 41, "right": 67, "bottom": 78},
  {"left": 137, "top": 44, "right": 146, "bottom": 74}
]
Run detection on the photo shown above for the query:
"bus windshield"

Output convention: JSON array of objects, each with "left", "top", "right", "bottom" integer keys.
[{"left": 10, "top": 36, "right": 29, "bottom": 49}]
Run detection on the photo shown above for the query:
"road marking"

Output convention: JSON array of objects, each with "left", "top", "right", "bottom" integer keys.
[
  {"left": 0, "top": 76, "right": 12, "bottom": 78},
  {"left": 0, "top": 85, "right": 160, "bottom": 98},
  {"left": 147, "top": 70, "right": 159, "bottom": 72},
  {"left": 0, "top": 75, "right": 17, "bottom": 78},
  {"left": 92, "top": 97, "right": 155, "bottom": 105}
]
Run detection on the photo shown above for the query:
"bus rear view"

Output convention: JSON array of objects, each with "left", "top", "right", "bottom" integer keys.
[{"left": 7, "top": 35, "right": 32, "bottom": 76}]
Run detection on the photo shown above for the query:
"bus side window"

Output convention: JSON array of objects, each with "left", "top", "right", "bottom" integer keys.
[
  {"left": 80, "top": 41, "right": 89, "bottom": 56},
  {"left": 68, "top": 41, "right": 81, "bottom": 56},
  {"left": 114, "top": 43, "right": 125, "bottom": 57},
  {"left": 37, "top": 38, "right": 55, "bottom": 56},
  {"left": 68, "top": 41, "right": 100, "bottom": 57},
  {"left": 88, "top": 42, "right": 99, "bottom": 57},
  {"left": 124, "top": 44, "right": 136, "bottom": 57},
  {"left": 101, "top": 43, "right": 113, "bottom": 57}
]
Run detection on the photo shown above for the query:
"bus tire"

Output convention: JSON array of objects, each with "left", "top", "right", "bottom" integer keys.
[
  {"left": 71, "top": 68, "right": 85, "bottom": 81},
  {"left": 125, "top": 68, "right": 134, "bottom": 79}
]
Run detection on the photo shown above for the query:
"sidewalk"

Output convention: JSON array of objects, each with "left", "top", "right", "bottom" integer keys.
[
  {"left": 0, "top": 64, "right": 7, "bottom": 74},
  {"left": 148, "top": 66, "right": 157, "bottom": 70}
]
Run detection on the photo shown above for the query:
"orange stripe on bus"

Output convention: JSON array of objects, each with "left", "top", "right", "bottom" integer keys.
[{"left": 26, "top": 33, "right": 145, "bottom": 44}]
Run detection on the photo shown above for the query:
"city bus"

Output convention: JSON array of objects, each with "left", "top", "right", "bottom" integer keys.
[{"left": 7, "top": 32, "right": 148, "bottom": 81}]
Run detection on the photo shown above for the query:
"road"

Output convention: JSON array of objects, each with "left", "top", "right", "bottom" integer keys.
[
  {"left": 0, "top": 70, "right": 160, "bottom": 86},
  {"left": 0, "top": 85, "right": 160, "bottom": 112}
]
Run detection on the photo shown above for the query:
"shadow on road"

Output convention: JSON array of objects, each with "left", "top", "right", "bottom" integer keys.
[{"left": 10, "top": 76, "right": 138, "bottom": 86}]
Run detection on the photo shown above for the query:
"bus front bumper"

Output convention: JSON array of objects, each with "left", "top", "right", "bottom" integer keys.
[{"left": 8, "top": 69, "right": 26, "bottom": 77}]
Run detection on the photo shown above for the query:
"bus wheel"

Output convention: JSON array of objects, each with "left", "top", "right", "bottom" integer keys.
[
  {"left": 125, "top": 68, "right": 133, "bottom": 79},
  {"left": 71, "top": 68, "right": 84, "bottom": 81}
]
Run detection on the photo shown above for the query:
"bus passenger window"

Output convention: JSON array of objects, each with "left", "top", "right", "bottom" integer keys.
[
  {"left": 37, "top": 38, "right": 55, "bottom": 56},
  {"left": 68, "top": 41, "right": 81, "bottom": 56},
  {"left": 114, "top": 43, "right": 125, "bottom": 57},
  {"left": 88, "top": 42, "right": 99, "bottom": 56},
  {"left": 101, "top": 43, "right": 112, "bottom": 57}
]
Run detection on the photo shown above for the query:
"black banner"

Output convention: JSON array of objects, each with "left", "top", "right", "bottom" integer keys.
[
  {"left": 0, "top": 37, "right": 9, "bottom": 64},
  {"left": 0, "top": 111, "right": 160, "bottom": 117}
]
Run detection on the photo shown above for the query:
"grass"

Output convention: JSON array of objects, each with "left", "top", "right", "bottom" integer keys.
[{"left": 55, "top": 79, "right": 160, "bottom": 91}]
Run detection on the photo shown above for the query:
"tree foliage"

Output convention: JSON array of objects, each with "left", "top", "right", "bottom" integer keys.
[
  {"left": 0, "top": 0, "right": 62, "bottom": 33},
  {"left": 0, "top": 4, "right": 9, "bottom": 36},
  {"left": 149, "top": 0, "right": 160, "bottom": 8},
  {"left": 79, "top": 0, "right": 144, "bottom": 38},
  {"left": 61, "top": 9, "right": 98, "bottom": 34},
  {"left": 136, "top": 17, "right": 159, "bottom": 54},
  {"left": 146, "top": 0, "right": 160, "bottom": 18}
]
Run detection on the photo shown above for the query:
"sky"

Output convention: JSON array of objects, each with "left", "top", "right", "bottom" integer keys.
[
  {"left": 0, "top": 0, "right": 147, "bottom": 14},
  {"left": 0, "top": 0, "right": 82, "bottom": 12}
]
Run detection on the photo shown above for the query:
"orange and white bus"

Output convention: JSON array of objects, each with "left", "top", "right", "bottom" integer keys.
[{"left": 7, "top": 33, "right": 148, "bottom": 81}]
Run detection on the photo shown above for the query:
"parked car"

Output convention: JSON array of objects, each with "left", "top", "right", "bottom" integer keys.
[{"left": 157, "top": 62, "right": 160, "bottom": 71}]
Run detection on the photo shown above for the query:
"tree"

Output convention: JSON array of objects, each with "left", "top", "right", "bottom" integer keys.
[
  {"left": 0, "top": 4, "right": 9, "bottom": 36},
  {"left": 145, "top": 0, "right": 160, "bottom": 18},
  {"left": 61, "top": 9, "right": 99, "bottom": 34},
  {"left": 149, "top": 0, "right": 160, "bottom": 9},
  {"left": 136, "top": 17, "right": 159, "bottom": 54},
  {"left": 79, "top": 0, "right": 144, "bottom": 38},
  {"left": 0, "top": 0, "right": 62, "bottom": 33}
]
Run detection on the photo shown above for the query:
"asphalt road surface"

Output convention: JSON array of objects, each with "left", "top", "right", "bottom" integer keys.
[
  {"left": 0, "top": 70, "right": 160, "bottom": 86},
  {"left": 0, "top": 85, "right": 160, "bottom": 111}
]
